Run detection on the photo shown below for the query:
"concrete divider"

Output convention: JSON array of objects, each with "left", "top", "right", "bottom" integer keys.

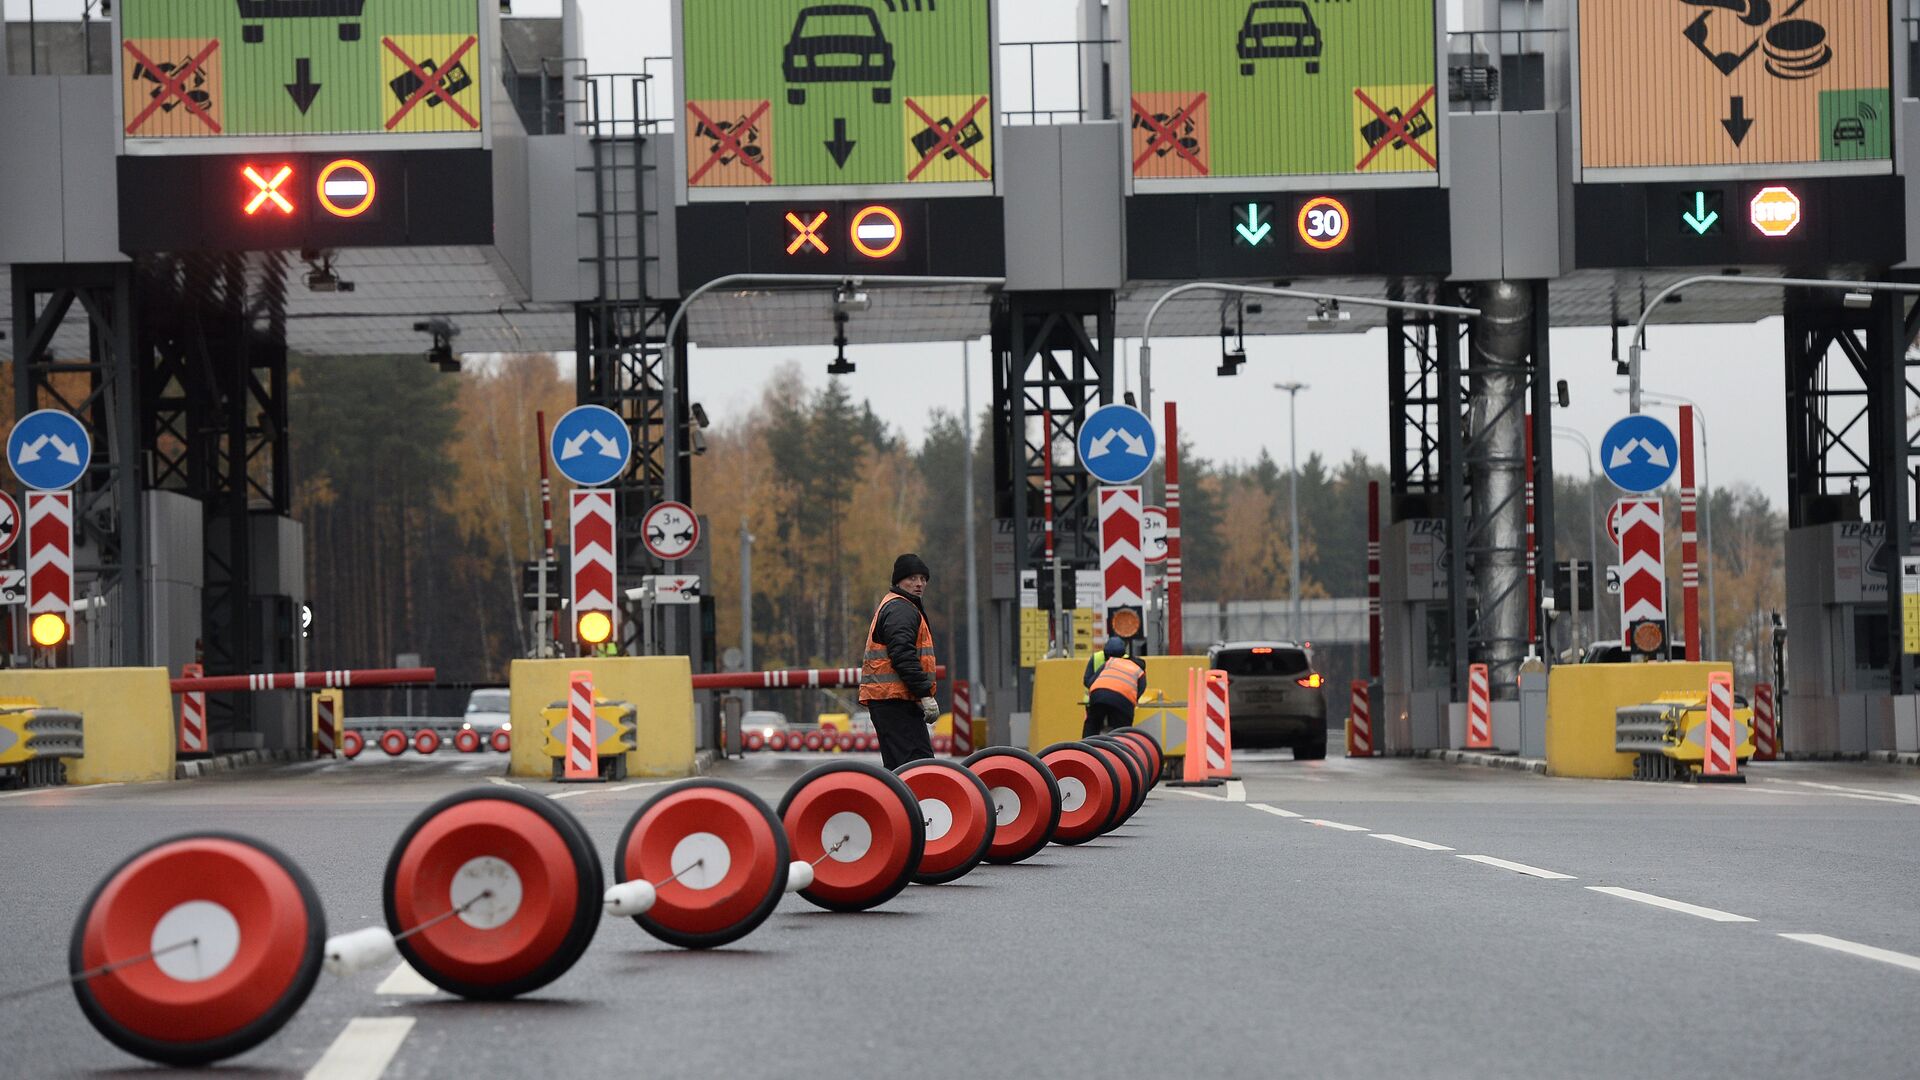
[
  {"left": 508, "top": 657, "right": 696, "bottom": 779},
  {"left": 1027, "top": 655, "right": 1210, "bottom": 753},
  {"left": 0, "top": 668, "right": 176, "bottom": 784},
  {"left": 1545, "top": 661, "right": 1731, "bottom": 778}
]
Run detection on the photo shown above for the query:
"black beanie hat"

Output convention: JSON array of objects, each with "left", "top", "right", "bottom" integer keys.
[{"left": 892, "top": 553, "right": 931, "bottom": 585}]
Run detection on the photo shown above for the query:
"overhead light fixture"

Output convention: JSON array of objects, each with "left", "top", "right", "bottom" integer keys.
[
  {"left": 1307, "top": 299, "right": 1350, "bottom": 326},
  {"left": 413, "top": 317, "right": 461, "bottom": 373},
  {"left": 1843, "top": 290, "right": 1873, "bottom": 310}
]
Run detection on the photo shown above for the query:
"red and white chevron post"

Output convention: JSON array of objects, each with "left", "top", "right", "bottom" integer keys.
[
  {"left": 570, "top": 490, "right": 617, "bottom": 646},
  {"left": 1703, "top": 671, "right": 1739, "bottom": 780},
  {"left": 178, "top": 662, "right": 207, "bottom": 755},
  {"left": 951, "top": 679, "right": 973, "bottom": 756},
  {"left": 564, "top": 669, "right": 600, "bottom": 781},
  {"left": 25, "top": 491, "right": 73, "bottom": 643},
  {"left": 1751, "top": 683, "right": 1778, "bottom": 761},
  {"left": 311, "top": 690, "right": 339, "bottom": 758},
  {"left": 1466, "top": 662, "right": 1493, "bottom": 749},
  {"left": 1203, "top": 668, "right": 1236, "bottom": 779},
  {"left": 1099, "top": 486, "right": 1146, "bottom": 642},
  {"left": 1347, "top": 679, "right": 1373, "bottom": 758},
  {"left": 1615, "top": 497, "right": 1667, "bottom": 648}
]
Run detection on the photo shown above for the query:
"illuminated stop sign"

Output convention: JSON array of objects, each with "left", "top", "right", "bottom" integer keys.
[{"left": 1749, "top": 186, "right": 1802, "bottom": 238}]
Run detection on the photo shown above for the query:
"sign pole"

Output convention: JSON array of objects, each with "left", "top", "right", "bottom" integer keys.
[
  {"left": 1679, "top": 406, "right": 1701, "bottom": 661},
  {"left": 1043, "top": 409, "right": 1064, "bottom": 659},
  {"left": 535, "top": 409, "right": 557, "bottom": 657}
]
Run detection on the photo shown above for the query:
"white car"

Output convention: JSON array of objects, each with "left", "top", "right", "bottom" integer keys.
[
  {"left": 743, "top": 710, "right": 791, "bottom": 740},
  {"left": 462, "top": 689, "right": 511, "bottom": 735}
]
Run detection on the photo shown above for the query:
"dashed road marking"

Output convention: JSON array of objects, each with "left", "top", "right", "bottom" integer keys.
[
  {"left": 0, "top": 782, "right": 122, "bottom": 801},
  {"left": 551, "top": 780, "right": 671, "bottom": 800},
  {"left": 1164, "top": 788, "right": 1230, "bottom": 801},
  {"left": 1246, "top": 803, "right": 1301, "bottom": 818},
  {"left": 1303, "top": 819, "right": 1369, "bottom": 832},
  {"left": 1370, "top": 833, "right": 1454, "bottom": 851},
  {"left": 306, "top": 1017, "right": 414, "bottom": 1080},
  {"left": 1778, "top": 933, "right": 1920, "bottom": 975},
  {"left": 485, "top": 776, "right": 525, "bottom": 790},
  {"left": 1455, "top": 854, "right": 1575, "bottom": 880},
  {"left": 1586, "top": 886, "right": 1754, "bottom": 922},
  {"left": 1224, "top": 780, "right": 1246, "bottom": 802},
  {"left": 375, "top": 962, "right": 439, "bottom": 996},
  {"left": 1760, "top": 779, "right": 1920, "bottom": 806}
]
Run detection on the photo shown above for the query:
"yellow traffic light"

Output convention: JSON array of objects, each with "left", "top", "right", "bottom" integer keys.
[
  {"left": 577, "top": 611, "right": 613, "bottom": 646},
  {"left": 31, "top": 612, "right": 69, "bottom": 647}
]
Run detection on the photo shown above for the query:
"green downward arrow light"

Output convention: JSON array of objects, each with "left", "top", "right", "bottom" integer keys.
[{"left": 1682, "top": 191, "right": 1720, "bottom": 236}]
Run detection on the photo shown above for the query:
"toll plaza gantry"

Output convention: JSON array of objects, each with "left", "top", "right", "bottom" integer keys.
[{"left": 1, "top": 0, "right": 1918, "bottom": 761}]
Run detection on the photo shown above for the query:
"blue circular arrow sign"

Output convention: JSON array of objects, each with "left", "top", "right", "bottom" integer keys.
[
  {"left": 7, "top": 409, "right": 92, "bottom": 491},
  {"left": 549, "top": 404, "right": 633, "bottom": 487},
  {"left": 1599, "top": 414, "right": 1679, "bottom": 494},
  {"left": 1077, "top": 404, "right": 1157, "bottom": 485}
]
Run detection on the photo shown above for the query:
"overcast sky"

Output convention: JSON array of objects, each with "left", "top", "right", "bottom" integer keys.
[{"left": 15, "top": 0, "right": 1792, "bottom": 501}]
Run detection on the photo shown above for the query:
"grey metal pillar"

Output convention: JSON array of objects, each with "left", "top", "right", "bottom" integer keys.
[{"left": 1463, "top": 281, "right": 1537, "bottom": 699}]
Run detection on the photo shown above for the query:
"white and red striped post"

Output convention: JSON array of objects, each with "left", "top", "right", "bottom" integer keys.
[
  {"left": 1466, "top": 662, "right": 1493, "bottom": 749},
  {"left": 1347, "top": 679, "right": 1373, "bottom": 758},
  {"left": 1703, "top": 671, "right": 1739, "bottom": 780},
  {"left": 1366, "top": 480, "right": 1381, "bottom": 678},
  {"left": 1099, "top": 486, "right": 1147, "bottom": 645},
  {"left": 1752, "top": 682, "right": 1778, "bottom": 761},
  {"left": 1165, "top": 403, "right": 1184, "bottom": 656},
  {"left": 311, "top": 690, "right": 339, "bottom": 758},
  {"left": 178, "top": 662, "right": 207, "bottom": 755},
  {"left": 1679, "top": 406, "right": 1702, "bottom": 660},
  {"left": 26, "top": 491, "right": 73, "bottom": 651},
  {"left": 564, "top": 670, "right": 600, "bottom": 781},
  {"left": 1524, "top": 416, "right": 1538, "bottom": 648},
  {"left": 951, "top": 680, "right": 974, "bottom": 756},
  {"left": 1203, "top": 669, "right": 1235, "bottom": 779},
  {"left": 570, "top": 490, "right": 617, "bottom": 650}
]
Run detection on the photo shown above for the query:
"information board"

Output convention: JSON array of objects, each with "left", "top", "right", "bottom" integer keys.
[
  {"left": 118, "top": 0, "right": 485, "bottom": 149},
  {"left": 1577, "top": 0, "right": 1891, "bottom": 173},
  {"left": 1123, "top": 0, "right": 1440, "bottom": 186},
  {"left": 677, "top": 0, "right": 994, "bottom": 196}
]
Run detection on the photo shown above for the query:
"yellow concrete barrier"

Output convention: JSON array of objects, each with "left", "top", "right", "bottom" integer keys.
[
  {"left": 1545, "top": 661, "right": 1732, "bottom": 779},
  {"left": 0, "top": 668, "right": 175, "bottom": 784},
  {"left": 508, "top": 657, "right": 695, "bottom": 779},
  {"left": 1027, "top": 655, "right": 1211, "bottom": 754}
]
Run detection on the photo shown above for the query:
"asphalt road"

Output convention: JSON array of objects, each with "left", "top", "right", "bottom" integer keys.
[{"left": 2, "top": 745, "right": 1917, "bottom": 1079}]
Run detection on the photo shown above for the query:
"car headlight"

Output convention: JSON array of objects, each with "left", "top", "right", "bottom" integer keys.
[
  {"left": 501, "top": 722, "right": 511, "bottom": 733},
  {"left": 462, "top": 722, "right": 472, "bottom": 731}
]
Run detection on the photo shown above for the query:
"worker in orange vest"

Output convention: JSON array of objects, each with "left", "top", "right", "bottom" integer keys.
[
  {"left": 1083, "top": 636, "right": 1146, "bottom": 737},
  {"left": 859, "top": 554, "right": 939, "bottom": 769}
]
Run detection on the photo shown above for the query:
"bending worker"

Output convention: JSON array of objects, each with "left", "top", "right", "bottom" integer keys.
[
  {"left": 1083, "top": 636, "right": 1146, "bottom": 737},
  {"left": 859, "top": 554, "right": 939, "bottom": 769}
]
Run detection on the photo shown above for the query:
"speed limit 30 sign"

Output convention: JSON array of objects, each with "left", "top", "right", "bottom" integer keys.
[{"left": 1296, "top": 195, "right": 1352, "bottom": 251}]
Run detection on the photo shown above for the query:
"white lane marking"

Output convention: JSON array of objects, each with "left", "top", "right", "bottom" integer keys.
[
  {"left": 551, "top": 779, "right": 671, "bottom": 800},
  {"left": 1762, "top": 779, "right": 1920, "bottom": 806},
  {"left": 0, "top": 782, "right": 123, "bottom": 800},
  {"left": 305, "top": 1017, "right": 414, "bottom": 1080},
  {"left": 1224, "top": 780, "right": 1246, "bottom": 802},
  {"left": 1164, "top": 788, "right": 1230, "bottom": 801},
  {"left": 485, "top": 776, "right": 525, "bottom": 790},
  {"left": 1778, "top": 933, "right": 1920, "bottom": 975},
  {"left": 1302, "top": 819, "right": 1369, "bottom": 832},
  {"left": 374, "top": 962, "right": 439, "bottom": 996},
  {"left": 1455, "top": 854, "right": 1576, "bottom": 880},
  {"left": 1586, "top": 886, "right": 1755, "bottom": 923},
  {"left": 1247, "top": 803, "right": 1302, "bottom": 818},
  {"left": 1371, "top": 833, "right": 1454, "bottom": 851}
]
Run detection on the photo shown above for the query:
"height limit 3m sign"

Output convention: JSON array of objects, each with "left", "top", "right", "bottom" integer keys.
[{"left": 679, "top": 0, "right": 993, "bottom": 192}]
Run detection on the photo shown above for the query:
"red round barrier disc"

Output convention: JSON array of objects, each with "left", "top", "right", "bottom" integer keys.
[
  {"left": 489, "top": 729, "right": 512, "bottom": 753},
  {"left": 616, "top": 779, "right": 788, "bottom": 948},
  {"left": 962, "top": 747, "right": 1062, "bottom": 864},
  {"left": 384, "top": 787, "right": 602, "bottom": 999},
  {"left": 1089, "top": 736, "right": 1150, "bottom": 823},
  {"left": 895, "top": 759, "right": 995, "bottom": 885},
  {"left": 413, "top": 730, "right": 441, "bottom": 755},
  {"left": 342, "top": 730, "right": 364, "bottom": 759},
  {"left": 802, "top": 731, "right": 823, "bottom": 752},
  {"left": 454, "top": 730, "right": 481, "bottom": 754},
  {"left": 1083, "top": 739, "right": 1140, "bottom": 830},
  {"left": 1037, "top": 743, "right": 1119, "bottom": 844},
  {"left": 1111, "top": 729, "right": 1163, "bottom": 785},
  {"left": 836, "top": 732, "right": 855, "bottom": 752},
  {"left": 932, "top": 735, "right": 951, "bottom": 754},
  {"left": 380, "top": 729, "right": 407, "bottom": 756},
  {"left": 779, "top": 761, "right": 924, "bottom": 912},
  {"left": 769, "top": 731, "right": 789, "bottom": 752},
  {"left": 71, "top": 833, "right": 325, "bottom": 1067},
  {"left": 744, "top": 731, "right": 765, "bottom": 752}
]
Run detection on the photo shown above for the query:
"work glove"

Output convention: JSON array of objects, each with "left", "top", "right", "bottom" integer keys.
[{"left": 920, "top": 697, "right": 940, "bottom": 723}]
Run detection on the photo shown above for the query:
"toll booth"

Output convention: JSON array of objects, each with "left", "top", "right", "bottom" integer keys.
[
  {"left": 1380, "top": 518, "right": 1451, "bottom": 752},
  {"left": 1784, "top": 521, "right": 1897, "bottom": 753}
]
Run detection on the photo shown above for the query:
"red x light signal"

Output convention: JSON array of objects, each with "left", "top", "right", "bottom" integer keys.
[
  {"left": 785, "top": 210, "right": 829, "bottom": 254},
  {"left": 243, "top": 164, "right": 295, "bottom": 216}
]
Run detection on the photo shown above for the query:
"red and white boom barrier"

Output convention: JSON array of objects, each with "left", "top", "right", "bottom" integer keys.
[
  {"left": 169, "top": 667, "right": 438, "bottom": 694},
  {"left": 692, "top": 665, "right": 947, "bottom": 691}
]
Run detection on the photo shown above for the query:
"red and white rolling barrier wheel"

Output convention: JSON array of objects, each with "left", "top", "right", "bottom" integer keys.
[
  {"left": 614, "top": 780, "right": 789, "bottom": 948},
  {"left": 744, "top": 731, "right": 765, "bottom": 753},
  {"left": 779, "top": 761, "right": 924, "bottom": 912},
  {"left": 454, "top": 730, "right": 481, "bottom": 754},
  {"left": 858, "top": 733, "right": 877, "bottom": 753},
  {"left": 836, "top": 731, "right": 856, "bottom": 752},
  {"left": 70, "top": 834, "right": 326, "bottom": 1067},
  {"left": 342, "top": 730, "right": 364, "bottom": 759},
  {"left": 1110, "top": 727, "right": 1164, "bottom": 786},
  {"left": 1086, "top": 737, "right": 1145, "bottom": 828},
  {"left": 803, "top": 731, "right": 824, "bottom": 753},
  {"left": 932, "top": 735, "right": 951, "bottom": 754},
  {"left": 768, "top": 731, "right": 789, "bottom": 752},
  {"left": 379, "top": 729, "right": 408, "bottom": 756},
  {"left": 1038, "top": 743, "right": 1120, "bottom": 844},
  {"left": 895, "top": 759, "right": 995, "bottom": 885},
  {"left": 963, "top": 747, "right": 1061, "bottom": 864},
  {"left": 412, "top": 730, "right": 440, "bottom": 755},
  {"left": 383, "top": 787, "right": 602, "bottom": 999},
  {"left": 489, "top": 729, "right": 511, "bottom": 753}
]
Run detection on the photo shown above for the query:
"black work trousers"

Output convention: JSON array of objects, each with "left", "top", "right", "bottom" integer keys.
[
  {"left": 1082, "top": 690, "right": 1136, "bottom": 738},
  {"left": 870, "top": 698, "right": 934, "bottom": 770}
]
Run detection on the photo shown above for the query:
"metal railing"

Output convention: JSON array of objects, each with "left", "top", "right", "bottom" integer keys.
[{"left": 1000, "top": 39, "right": 1116, "bottom": 125}]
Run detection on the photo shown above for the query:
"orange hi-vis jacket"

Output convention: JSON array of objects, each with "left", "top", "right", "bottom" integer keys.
[
  {"left": 859, "top": 594, "right": 937, "bottom": 703},
  {"left": 1089, "top": 656, "right": 1145, "bottom": 705}
]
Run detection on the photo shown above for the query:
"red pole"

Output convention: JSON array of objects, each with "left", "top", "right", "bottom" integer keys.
[
  {"left": 1525, "top": 415, "right": 1537, "bottom": 646},
  {"left": 535, "top": 410, "right": 560, "bottom": 648},
  {"left": 1367, "top": 480, "right": 1381, "bottom": 678},
  {"left": 1166, "top": 402, "right": 1183, "bottom": 655},
  {"left": 1680, "top": 405, "right": 1702, "bottom": 661},
  {"left": 692, "top": 665, "right": 947, "bottom": 691},
  {"left": 171, "top": 667, "right": 437, "bottom": 694},
  {"left": 1042, "top": 408, "right": 1057, "bottom": 652}
]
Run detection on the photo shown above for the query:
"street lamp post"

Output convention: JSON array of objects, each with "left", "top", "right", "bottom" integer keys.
[
  {"left": 1275, "top": 382, "right": 1309, "bottom": 641},
  {"left": 1553, "top": 427, "right": 1602, "bottom": 647}
]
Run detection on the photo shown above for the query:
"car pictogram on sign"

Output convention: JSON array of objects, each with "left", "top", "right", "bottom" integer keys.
[
  {"left": 782, "top": 4, "right": 895, "bottom": 106},
  {"left": 1236, "top": 0, "right": 1323, "bottom": 76},
  {"left": 236, "top": 0, "right": 367, "bottom": 45}
]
